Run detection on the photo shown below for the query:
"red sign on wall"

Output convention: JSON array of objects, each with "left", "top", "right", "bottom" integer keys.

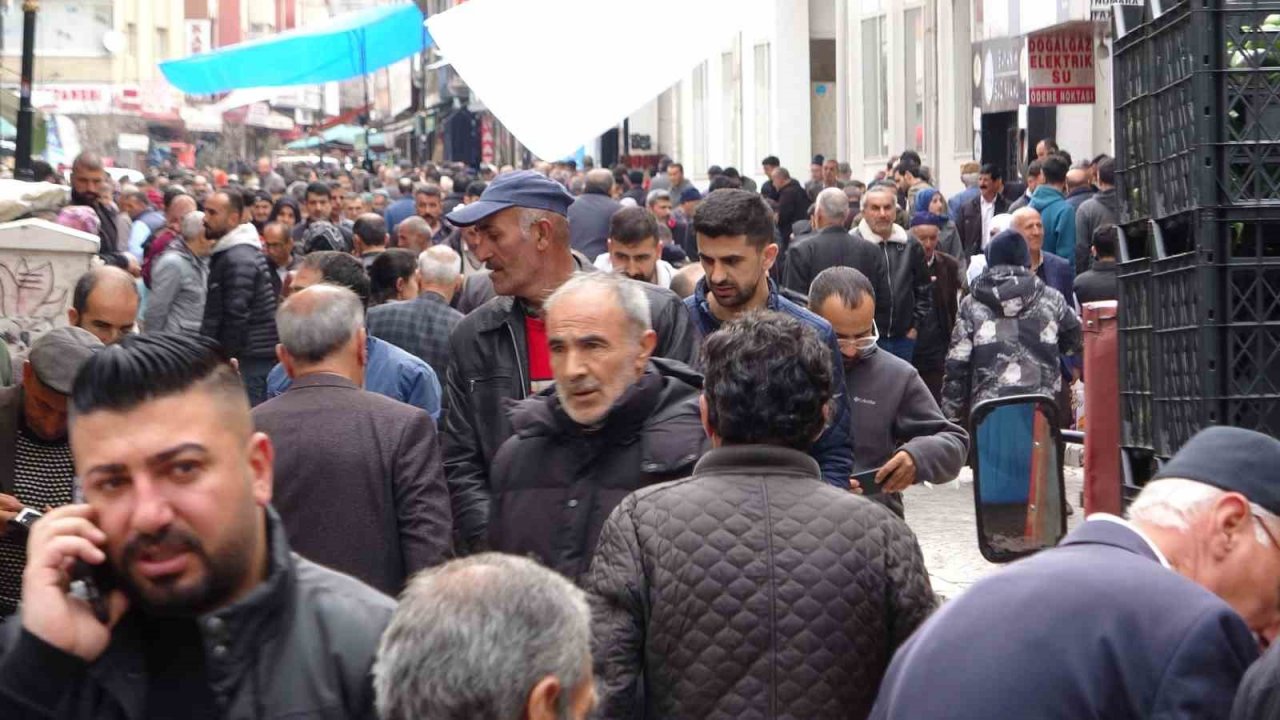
[{"left": 1027, "top": 27, "right": 1096, "bottom": 105}]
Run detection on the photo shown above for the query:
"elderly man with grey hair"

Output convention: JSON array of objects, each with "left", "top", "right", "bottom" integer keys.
[
  {"left": 143, "top": 210, "right": 213, "bottom": 334},
  {"left": 784, "top": 187, "right": 892, "bottom": 317},
  {"left": 374, "top": 553, "right": 597, "bottom": 720},
  {"left": 567, "top": 167, "right": 622, "bottom": 260},
  {"left": 252, "top": 284, "right": 452, "bottom": 597},
  {"left": 485, "top": 272, "right": 707, "bottom": 582},
  {"left": 367, "top": 244, "right": 465, "bottom": 377},
  {"left": 874, "top": 425, "right": 1280, "bottom": 720}
]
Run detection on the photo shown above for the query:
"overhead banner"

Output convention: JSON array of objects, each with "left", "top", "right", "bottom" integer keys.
[{"left": 1028, "top": 26, "right": 1095, "bottom": 105}]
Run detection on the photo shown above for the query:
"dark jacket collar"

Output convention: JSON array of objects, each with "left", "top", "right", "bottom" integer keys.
[
  {"left": 1058, "top": 518, "right": 1161, "bottom": 564},
  {"left": 690, "top": 278, "right": 786, "bottom": 334},
  {"left": 89, "top": 507, "right": 298, "bottom": 713},
  {"left": 693, "top": 444, "right": 822, "bottom": 479},
  {"left": 285, "top": 372, "right": 359, "bottom": 392}
]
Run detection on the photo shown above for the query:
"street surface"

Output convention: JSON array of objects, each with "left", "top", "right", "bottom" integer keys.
[{"left": 904, "top": 463, "right": 1086, "bottom": 600}]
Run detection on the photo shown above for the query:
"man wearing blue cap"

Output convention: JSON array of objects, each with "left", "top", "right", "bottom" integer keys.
[
  {"left": 441, "top": 171, "right": 697, "bottom": 554},
  {"left": 873, "top": 425, "right": 1280, "bottom": 720}
]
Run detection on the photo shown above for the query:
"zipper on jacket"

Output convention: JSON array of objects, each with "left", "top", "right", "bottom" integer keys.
[
  {"left": 881, "top": 242, "right": 896, "bottom": 332},
  {"left": 506, "top": 322, "right": 528, "bottom": 400}
]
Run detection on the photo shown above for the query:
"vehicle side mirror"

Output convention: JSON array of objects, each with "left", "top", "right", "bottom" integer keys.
[{"left": 971, "top": 394, "right": 1067, "bottom": 563}]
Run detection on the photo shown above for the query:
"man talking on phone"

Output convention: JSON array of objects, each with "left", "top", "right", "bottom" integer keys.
[
  {"left": 0, "top": 327, "right": 104, "bottom": 620},
  {"left": 0, "top": 333, "right": 395, "bottom": 718}
]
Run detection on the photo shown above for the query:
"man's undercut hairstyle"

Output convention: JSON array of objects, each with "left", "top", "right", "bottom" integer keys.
[
  {"left": 418, "top": 244, "right": 462, "bottom": 287},
  {"left": 277, "top": 284, "right": 365, "bottom": 365},
  {"left": 352, "top": 213, "right": 388, "bottom": 248},
  {"left": 181, "top": 211, "right": 205, "bottom": 242},
  {"left": 1041, "top": 155, "right": 1069, "bottom": 185},
  {"left": 71, "top": 333, "right": 243, "bottom": 420},
  {"left": 305, "top": 181, "right": 331, "bottom": 200},
  {"left": 373, "top": 553, "right": 592, "bottom": 720},
  {"left": 72, "top": 152, "right": 104, "bottom": 174},
  {"left": 215, "top": 190, "right": 245, "bottom": 216},
  {"left": 645, "top": 188, "right": 671, "bottom": 207},
  {"left": 545, "top": 271, "right": 652, "bottom": 340},
  {"left": 894, "top": 160, "right": 921, "bottom": 178},
  {"left": 808, "top": 266, "right": 876, "bottom": 311},
  {"left": 701, "top": 311, "right": 833, "bottom": 451},
  {"left": 369, "top": 249, "right": 420, "bottom": 306},
  {"left": 584, "top": 168, "right": 614, "bottom": 195},
  {"left": 609, "top": 206, "right": 661, "bottom": 246},
  {"left": 762, "top": 155, "right": 780, "bottom": 168},
  {"left": 693, "top": 189, "right": 776, "bottom": 250},
  {"left": 815, "top": 187, "right": 849, "bottom": 222},
  {"left": 73, "top": 267, "right": 139, "bottom": 316},
  {"left": 980, "top": 164, "right": 1004, "bottom": 182},
  {"left": 1093, "top": 224, "right": 1119, "bottom": 258},
  {"left": 299, "top": 251, "right": 372, "bottom": 306},
  {"left": 1097, "top": 157, "right": 1116, "bottom": 185},
  {"left": 414, "top": 183, "right": 443, "bottom": 200}
]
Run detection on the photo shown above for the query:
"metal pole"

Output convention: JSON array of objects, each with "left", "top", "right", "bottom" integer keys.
[{"left": 15, "top": 0, "right": 37, "bottom": 180}]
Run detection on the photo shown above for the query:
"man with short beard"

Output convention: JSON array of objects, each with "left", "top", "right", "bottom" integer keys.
[
  {"left": 0, "top": 333, "right": 394, "bottom": 717},
  {"left": 683, "top": 188, "right": 853, "bottom": 488},
  {"left": 70, "top": 152, "right": 133, "bottom": 271},
  {"left": 199, "top": 191, "right": 280, "bottom": 406},
  {"left": 486, "top": 273, "right": 706, "bottom": 582},
  {"left": 593, "top": 207, "right": 676, "bottom": 287}
]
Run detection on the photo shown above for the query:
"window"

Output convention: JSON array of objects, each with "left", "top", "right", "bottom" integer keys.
[
  {"left": 722, "top": 43, "right": 741, "bottom": 168},
  {"left": 754, "top": 43, "right": 771, "bottom": 165},
  {"left": 954, "top": 0, "right": 973, "bottom": 153},
  {"left": 904, "top": 6, "right": 925, "bottom": 154},
  {"left": 861, "top": 15, "right": 888, "bottom": 157},
  {"left": 155, "top": 28, "right": 169, "bottom": 61},
  {"left": 126, "top": 22, "right": 138, "bottom": 59}
]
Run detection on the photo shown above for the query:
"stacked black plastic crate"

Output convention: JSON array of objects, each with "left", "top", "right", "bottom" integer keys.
[{"left": 1115, "top": 0, "right": 1280, "bottom": 477}]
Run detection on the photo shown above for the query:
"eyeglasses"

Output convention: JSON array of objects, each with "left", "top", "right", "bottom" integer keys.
[
  {"left": 1252, "top": 504, "right": 1280, "bottom": 549},
  {"left": 836, "top": 321, "right": 879, "bottom": 352}
]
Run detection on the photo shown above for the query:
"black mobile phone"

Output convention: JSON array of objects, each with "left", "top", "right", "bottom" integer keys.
[
  {"left": 69, "top": 483, "right": 115, "bottom": 623},
  {"left": 851, "top": 466, "right": 883, "bottom": 495}
]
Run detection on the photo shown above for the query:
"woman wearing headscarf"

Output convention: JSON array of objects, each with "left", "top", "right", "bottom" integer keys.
[
  {"left": 913, "top": 188, "right": 967, "bottom": 280},
  {"left": 267, "top": 196, "right": 302, "bottom": 234}
]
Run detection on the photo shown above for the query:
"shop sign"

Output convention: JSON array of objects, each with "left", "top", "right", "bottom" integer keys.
[
  {"left": 973, "top": 37, "right": 1026, "bottom": 114},
  {"left": 1028, "top": 27, "right": 1096, "bottom": 105},
  {"left": 31, "top": 84, "right": 112, "bottom": 115}
]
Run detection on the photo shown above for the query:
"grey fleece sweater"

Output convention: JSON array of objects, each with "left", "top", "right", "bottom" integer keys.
[{"left": 845, "top": 346, "right": 969, "bottom": 513}]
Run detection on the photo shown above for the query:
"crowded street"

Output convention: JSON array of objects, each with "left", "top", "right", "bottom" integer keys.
[{"left": 0, "top": 0, "right": 1279, "bottom": 719}]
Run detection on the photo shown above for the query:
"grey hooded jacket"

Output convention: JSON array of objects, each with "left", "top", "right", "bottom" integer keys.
[{"left": 144, "top": 238, "right": 208, "bottom": 335}]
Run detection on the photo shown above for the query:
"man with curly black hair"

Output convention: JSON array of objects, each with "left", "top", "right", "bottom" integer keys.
[{"left": 585, "top": 311, "right": 934, "bottom": 720}]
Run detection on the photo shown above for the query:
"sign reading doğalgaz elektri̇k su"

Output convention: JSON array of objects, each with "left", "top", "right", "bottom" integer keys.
[{"left": 1027, "top": 27, "right": 1095, "bottom": 105}]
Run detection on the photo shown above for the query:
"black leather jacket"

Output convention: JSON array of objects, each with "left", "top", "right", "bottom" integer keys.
[
  {"left": 443, "top": 277, "right": 698, "bottom": 555},
  {"left": 0, "top": 507, "right": 394, "bottom": 719}
]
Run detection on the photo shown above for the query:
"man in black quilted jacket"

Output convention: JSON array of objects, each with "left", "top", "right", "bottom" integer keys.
[
  {"left": 585, "top": 311, "right": 934, "bottom": 720},
  {"left": 199, "top": 190, "right": 279, "bottom": 406}
]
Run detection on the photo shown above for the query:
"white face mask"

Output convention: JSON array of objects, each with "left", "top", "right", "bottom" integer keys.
[{"left": 837, "top": 320, "right": 880, "bottom": 364}]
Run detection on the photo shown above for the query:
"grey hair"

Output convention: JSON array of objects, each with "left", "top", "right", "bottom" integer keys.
[
  {"left": 815, "top": 187, "right": 849, "bottom": 222},
  {"left": 1128, "top": 478, "right": 1271, "bottom": 544},
  {"left": 584, "top": 168, "right": 614, "bottom": 194},
  {"left": 180, "top": 211, "right": 205, "bottom": 242},
  {"left": 373, "top": 553, "right": 592, "bottom": 720},
  {"left": 645, "top": 188, "right": 671, "bottom": 207},
  {"left": 544, "top": 271, "right": 651, "bottom": 340},
  {"left": 276, "top": 284, "right": 365, "bottom": 364},
  {"left": 418, "top": 245, "right": 462, "bottom": 287}
]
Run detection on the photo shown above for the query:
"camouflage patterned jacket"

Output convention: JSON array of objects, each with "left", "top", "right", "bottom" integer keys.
[{"left": 941, "top": 265, "right": 1082, "bottom": 422}]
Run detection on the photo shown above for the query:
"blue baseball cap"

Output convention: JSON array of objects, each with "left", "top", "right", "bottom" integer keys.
[{"left": 445, "top": 170, "right": 575, "bottom": 227}]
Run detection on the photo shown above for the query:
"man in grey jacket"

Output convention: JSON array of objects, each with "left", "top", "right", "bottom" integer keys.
[
  {"left": 811, "top": 267, "right": 968, "bottom": 517},
  {"left": 1074, "top": 157, "right": 1119, "bottom": 275},
  {"left": 144, "top": 210, "right": 212, "bottom": 335}
]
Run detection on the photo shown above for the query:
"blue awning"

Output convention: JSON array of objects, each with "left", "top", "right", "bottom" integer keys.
[
  {"left": 160, "top": 3, "right": 430, "bottom": 95},
  {"left": 285, "top": 124, "right": 386, "bottom": 150}
]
